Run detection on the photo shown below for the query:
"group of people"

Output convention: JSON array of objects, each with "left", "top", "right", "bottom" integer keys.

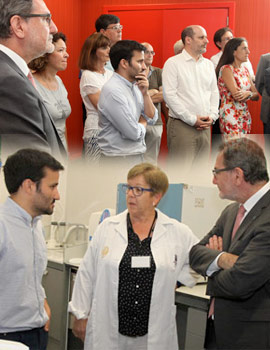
[
  {"left": 0, "top": 0, "right": 266, "bottom": 170},
  {"left": 1, "top": 138, "right": 270, "bottom": 350},
  {"left": 1, "top": 1, "right": 270, "bottom": 349}
]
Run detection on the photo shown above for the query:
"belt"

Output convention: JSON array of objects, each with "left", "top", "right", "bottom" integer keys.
[{"left": 0, "top": 326, "right": 44, "bottom": 337}]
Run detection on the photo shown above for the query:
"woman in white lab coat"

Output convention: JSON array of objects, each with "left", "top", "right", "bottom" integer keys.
[{"left": 69, "top": 163, "right": 198, "bottom": 350}]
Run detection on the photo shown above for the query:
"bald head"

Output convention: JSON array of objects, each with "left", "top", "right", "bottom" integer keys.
[
  {"left": 181, "top": 25, "right": 208, "bottom": 58},
  {"left": 141, "top": 42, "right": 154, "bottom": 67},
  {"left": 181, "top": 25, "right": 204, "bottom": 45}
]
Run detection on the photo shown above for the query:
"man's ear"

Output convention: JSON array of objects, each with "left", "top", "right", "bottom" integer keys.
[
  {"left": 21, "top": 178, "right": 36, "bottom": 195},
  {"left": 234, "top": 167, "right": 245, "bottom": 186},
  {"left": 100, "top": 28, "right": 106, "bottom": 34},
  {"left": 185, "top": 36, "right": 192, "bottom": 45},
  {"left": 216, "top": 41, "right": 222, "bottom": 50},
  {"left": 10, "top": 15, "right": 27, "bottom": 39},
  {"left": 119, "top": 58, "right": 128, "bottom": 70}
]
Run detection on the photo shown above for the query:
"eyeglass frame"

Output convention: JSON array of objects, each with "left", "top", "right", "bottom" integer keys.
[
  {"left": 212, "top": 167, "right": 236, "bottom": 176},
  {"left": 106, "top": 24, "right": 123, "bottom": 31},
  {"left": 122, "top": 184, "right": 153, "bottom": 197},
  {"left": 145, "top": 50, "right": 155, "bottom": 56},
  {"left": 18, "top": 13, "right": 52, "bottom": 26}
]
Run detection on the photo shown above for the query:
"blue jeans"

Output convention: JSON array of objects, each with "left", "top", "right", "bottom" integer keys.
[{"left": 0, "top": 327, "right": 48, "bottom": 350}]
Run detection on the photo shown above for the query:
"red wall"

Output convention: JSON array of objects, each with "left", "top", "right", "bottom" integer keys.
[{"left": 46, "top": 0, "right": 270, "bottom": 155}]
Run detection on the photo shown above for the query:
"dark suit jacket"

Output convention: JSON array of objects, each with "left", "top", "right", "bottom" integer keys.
[
  {"left": 255, "top": 53, "right": 270, "bottom": 124},
  {"left": 0, "top": 50, "right": 66, "bottom": 159},
  {"left": 190, "top": 189, "right": 270, "bottom": 349}
]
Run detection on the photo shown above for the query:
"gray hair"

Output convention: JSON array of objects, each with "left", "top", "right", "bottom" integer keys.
[
  {"left": 220, "top": 138, "right": 269, "bottom": 185},
  {"left": 0, "top": 0, "right": 33, "bottom": 39}
]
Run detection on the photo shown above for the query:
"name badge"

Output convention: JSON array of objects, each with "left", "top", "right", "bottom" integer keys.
[{"left": 131, "top": 256, "right": 150, "bottom": 268}]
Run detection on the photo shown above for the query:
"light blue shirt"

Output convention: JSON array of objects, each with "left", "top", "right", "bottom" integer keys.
[
  {"left": 0, "top": 198, "right": 48, "bottom": 332},
  {"left": 98, "top": 72, "right": 158, "bottom": 156}
]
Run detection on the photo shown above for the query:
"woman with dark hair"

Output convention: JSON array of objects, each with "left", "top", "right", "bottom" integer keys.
[
  {"left": 79, "top": 33, "right": 113, "bottom": 162},
  {"left": 28, "top": 32, "right": 71, "bottom": 151},
  {"left": 216, "top": 38, "right": 259, "bottom": 137}
]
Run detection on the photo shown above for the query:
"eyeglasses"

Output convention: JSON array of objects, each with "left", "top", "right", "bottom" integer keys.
[
  {"left": 106, "top": 24, "right": 123, "bottom": 31},
  {"left": 212, "top": 167, "right": 235, "bottom": 176},
  {"left": 145, "top": 50, "right": 155, "bottom": 56},
  {"left": 19, "top": 13, "right": 52, "bottom": 26},
  {"left": 122, "top": 184, "right": 153, "bottom": 197}
]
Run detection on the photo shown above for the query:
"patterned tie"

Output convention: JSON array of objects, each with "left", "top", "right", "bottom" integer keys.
[
  {"left": 27, "top": 71, "right": 37, "bottom": 89},
  {"left": 231, "top": 204, "right": 246, "bottom": 240},
  {"left": 208, "top": 204, "right": 246, "bottom": 318}
]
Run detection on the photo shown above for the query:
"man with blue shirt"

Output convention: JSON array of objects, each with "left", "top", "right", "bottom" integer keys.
[
  {"left": 0, "top": 149, "right": 64, "bottom": 350},
  {"left": 98, "top": 40, "right": 158, "bottom": 166}
]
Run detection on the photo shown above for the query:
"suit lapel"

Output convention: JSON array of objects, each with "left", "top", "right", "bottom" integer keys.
[
  {"left": 0, "top": 51, "right": 66, "bottom": 155},
  {"left": 230, "top": 189, "right": 270, "bottom": 246},
  {"left": 222, "top": 203, "right": 239, "bottom": 251}
]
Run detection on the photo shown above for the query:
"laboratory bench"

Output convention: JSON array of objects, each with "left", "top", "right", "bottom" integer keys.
[{"left": 43, "top": 256, "right": 209, "bottom": 350}]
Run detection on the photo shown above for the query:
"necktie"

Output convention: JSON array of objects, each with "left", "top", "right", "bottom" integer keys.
[
  {"left": 208, "top": 204, "right": 246, "bottom": 318},
  {"left": 27, "top": 71, "right": 37, "bottom": 89},
  {"left": 231, "top": 204, "right": 246, "bottom": 240}
]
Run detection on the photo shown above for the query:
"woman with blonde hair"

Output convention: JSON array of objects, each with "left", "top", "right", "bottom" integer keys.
[{"left": 69, "top": 163, "right": 198, "bottom": 350}]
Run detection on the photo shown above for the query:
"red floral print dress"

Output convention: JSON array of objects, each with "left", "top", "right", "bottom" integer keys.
[{"left": 218, "top": 64, "right": 251, "bottom": 136}]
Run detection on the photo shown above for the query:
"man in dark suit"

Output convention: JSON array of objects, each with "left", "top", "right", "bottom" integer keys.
[
  {"left": 255, "top": 53, "right": 270, "bottom": 133},
  {"left": 190, "top": 138, "right": 270, "bottom": 349},
  {"left": 0, "top": 0, "right": 66, "bottom": 158}
]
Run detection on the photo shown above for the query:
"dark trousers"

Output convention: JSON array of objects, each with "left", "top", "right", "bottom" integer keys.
[
  {"left": 0, "top": 327, "right": 48, "bottom": 350},
  {"left": 204, "top": 317, "right": 217, "bottom": 350}
]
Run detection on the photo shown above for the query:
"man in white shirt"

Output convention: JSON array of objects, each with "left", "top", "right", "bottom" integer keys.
[
  {"left": 0, "top": 0, "right": 66, "bottom": 158},
  {"left": 190, "top": 138, "right": 270, "bottom": 349},
  {"left": 0, "top": 148, "right": 64, "bottom": 350},
  {"left": 163, "top": 25, "right": 219, "bottom": 171}
]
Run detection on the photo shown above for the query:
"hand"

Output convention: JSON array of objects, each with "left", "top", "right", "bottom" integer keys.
[
  {"left": 73, "top": 318, "right": 88, "bottom": 342},
  {"left": 206, "top": 235, "right": 223, "bottom": 251},
  {"left": 135, "top": 72, "right": 149, "bottom": 95},
  {"left": 232, "top": 88, "right": 251, "bottom": 102},
  {"left": 148, "top": 88, "right": 159, "bottom": 97},
  {"left": 44, "top": 299, "right": 51, "bottom": 332},
  {"left": 194, "top": 116, "right": 213, "bottom": 130},
  {"left": 139, "top": 115, "right": 147, "bottom": 128},
  {"left": 217, "top": 252, "right": 238, "bottom": 270}
]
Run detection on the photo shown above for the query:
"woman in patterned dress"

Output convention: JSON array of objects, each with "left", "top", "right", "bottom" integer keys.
[{"left": 216, "top": 38, "right": 259, "bottom": 138}]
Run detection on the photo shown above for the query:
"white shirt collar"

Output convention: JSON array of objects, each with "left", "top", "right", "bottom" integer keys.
[
  {"left": 182, "top": 48, "right": 203, "bottom": 62},
  {"left": 0, "top": 44, "right": 30, "bottom": 76},
  {"left": 243, "top": 182, "right": 270, "bottom": 213}
]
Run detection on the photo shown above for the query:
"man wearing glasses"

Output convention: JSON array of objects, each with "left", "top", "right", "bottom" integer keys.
[
  {"left": 141, "top": 42, "right": 167, "bottom": 164},
  {"left": 190, "top": 138, "right": 270, "bottom": 349},
  {"left": 95, "top": 14, "right": 123, "bottom": 71},
  {"left": 0, "top": 0, "right": 66, "bottom": 159}
]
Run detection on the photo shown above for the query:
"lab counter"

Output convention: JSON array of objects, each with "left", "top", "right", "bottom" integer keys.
[{"left": 43, "top": 258, "right": 209, "bottom": 350}]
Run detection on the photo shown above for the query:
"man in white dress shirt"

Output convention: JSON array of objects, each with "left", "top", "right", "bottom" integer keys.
[
  {"left": 0, "top": 149, "right": 64, "bottom": 350},
  {"left": 163, "top": 25, "right": 219, "bottom": 171}
]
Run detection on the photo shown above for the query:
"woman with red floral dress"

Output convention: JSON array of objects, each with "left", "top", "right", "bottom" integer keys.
[{"left": 216, "top": 38, "right": 259, "bottom": 138}]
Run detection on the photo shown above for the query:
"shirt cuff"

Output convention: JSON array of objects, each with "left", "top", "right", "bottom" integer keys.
[{"left": 206, "top": 252, "right": 224, "bottom": 276}]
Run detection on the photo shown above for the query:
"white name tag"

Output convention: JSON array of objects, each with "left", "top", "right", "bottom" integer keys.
[{"left": 131, "top": 256, "right": 150, "bottom": 268}]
